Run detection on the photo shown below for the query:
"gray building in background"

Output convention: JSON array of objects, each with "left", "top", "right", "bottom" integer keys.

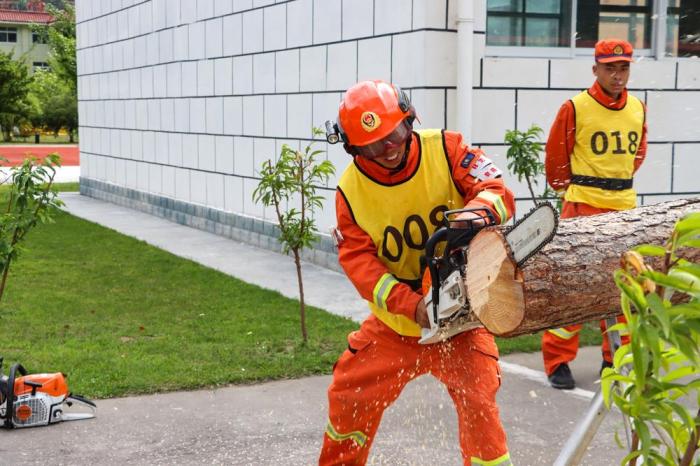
[{"left": 75, "top": 0, "right": 700, "bottom": 270}]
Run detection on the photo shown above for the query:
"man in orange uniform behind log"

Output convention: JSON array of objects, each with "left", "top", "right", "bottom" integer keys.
[
  {"left": 542, "top": 39, "right": 648, "bottom": 390},
  {"left": 319, "top": 80, "right": 515, "bottom": 465}
]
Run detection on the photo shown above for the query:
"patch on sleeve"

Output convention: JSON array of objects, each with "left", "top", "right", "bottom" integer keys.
[
  {"left": 468, "top": 155, "right": 502, "bottom": 181},
  {"left": 460, "top": 152, "right": 476, "bottom": 168}
]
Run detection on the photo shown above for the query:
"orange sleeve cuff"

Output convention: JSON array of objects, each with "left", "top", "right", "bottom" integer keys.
[{"left": 386, "top": 289, "right": 423, "bottom": 321}]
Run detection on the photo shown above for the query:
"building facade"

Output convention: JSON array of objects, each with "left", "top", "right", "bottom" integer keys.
[
  {"left": 75, "top": 0, "right": 700, "bottom": 271},
  {"left": 0, "top": 6, "right": 52, "bottom": 71}
]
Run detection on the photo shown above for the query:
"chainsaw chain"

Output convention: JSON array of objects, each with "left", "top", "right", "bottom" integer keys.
[{"left": 503, "top": 202, "right": 559, "bottom": 267}]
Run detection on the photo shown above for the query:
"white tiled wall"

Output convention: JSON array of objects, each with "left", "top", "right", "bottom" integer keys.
[
  {"left": 673, "top": 144, "right": 700, "bottom": 193},
  {"left": 76, "top": 0, "right": 700, "bottom": 246}
]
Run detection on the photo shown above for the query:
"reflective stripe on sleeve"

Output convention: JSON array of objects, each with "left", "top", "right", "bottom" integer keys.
[
  {"left": 471, "top": 452, "right": 513, "bottom": 466},
  {"left": 373, "top": 273, "right": 399, "bottom": 310},
  {"left": 548, "top": 327, "right": 580, "bottom": 340},
  {"left": 475, "top": 190, "right": 508, "bottom": 224},
  {"left": 325, "top": 419, "right": 368, "bottom": 447}
]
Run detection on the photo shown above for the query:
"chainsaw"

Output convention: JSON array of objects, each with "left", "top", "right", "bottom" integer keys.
[
  {"left": 419, "top": 203, "right": 558, "bottom": 344},
  {"left": 0, "top": 357, "right": 96, "bottom": 428}
]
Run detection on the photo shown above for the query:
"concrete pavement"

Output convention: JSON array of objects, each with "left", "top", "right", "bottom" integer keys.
[
  {"left": 1, "top": 193, "right": 626, "bottom": 465},
  {"left": 0, "top": 164, "right": 80, "bottom": 184}
]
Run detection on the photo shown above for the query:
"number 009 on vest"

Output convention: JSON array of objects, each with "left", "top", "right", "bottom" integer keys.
[{"left": 338, "top": 129, "right": 464, "bottom": 336}]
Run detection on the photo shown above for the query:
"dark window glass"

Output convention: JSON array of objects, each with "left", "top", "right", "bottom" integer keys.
[
  {"left": 527, "top": 0, "right": 561, "bottom": 14},
  {"left": 32, "top": 61, "right": 49, "bottom": 71},
  {"left": 0, "top": 27, "right": 18, "bottom": 43},
  {"left": 486, "top": 0, "right": 572, "bottom": 47},
  {"left": 576, "top": 1, "right": 653, "bottom": 49},
  {"left": 32, "top": 31, "right": 47, "bottom": 44},
  {"left": 667, "top": 0, "right": 700, "bottom": 57}
]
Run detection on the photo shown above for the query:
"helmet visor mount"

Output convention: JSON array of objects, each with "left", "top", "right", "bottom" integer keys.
[{"left": 351, "top": 120, "right": 412, "bottom": 159}]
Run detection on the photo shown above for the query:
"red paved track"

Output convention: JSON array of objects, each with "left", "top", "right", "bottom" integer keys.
[{"left": 0, "top": 145, "right": 80, "bottom": 166}]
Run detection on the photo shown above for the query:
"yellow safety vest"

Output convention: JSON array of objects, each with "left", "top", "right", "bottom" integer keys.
[
  {"left": 338, "top": 129, "right": 464, "bottom": 336},
  {"left": 566, "top": 91, "right": 645, "bottom": 210}
]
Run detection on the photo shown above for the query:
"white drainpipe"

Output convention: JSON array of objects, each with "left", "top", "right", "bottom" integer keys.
[{"left": 456, "top": 0, "right": 475, "bottom": 142}]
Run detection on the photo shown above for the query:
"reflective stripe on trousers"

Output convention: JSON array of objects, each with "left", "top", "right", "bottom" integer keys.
[
  {"left": 547, "top": 327, "right": 580, "bottom": 340},
  {"left": 472, "top": 452, "right": 513, "bottom": 466}
]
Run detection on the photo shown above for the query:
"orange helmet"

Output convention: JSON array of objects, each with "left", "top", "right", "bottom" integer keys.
[{"left": 326, "top": 80, "right": 415, "bottom": 158}]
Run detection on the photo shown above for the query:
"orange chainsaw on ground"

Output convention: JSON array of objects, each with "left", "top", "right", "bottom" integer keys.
[{"left": 0, "top": 357, "right": 96, "bottom": 428}]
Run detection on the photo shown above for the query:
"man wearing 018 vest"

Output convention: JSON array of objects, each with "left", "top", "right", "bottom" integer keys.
[
  {"left": 319, "top": 80, "right": 514, "bottom": 465},
  {"left": 542, "top": 39, "right": 648, "bottom": 390}
]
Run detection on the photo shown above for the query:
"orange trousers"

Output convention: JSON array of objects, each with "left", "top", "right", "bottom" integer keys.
[
  {"left": 319, "top": 315, "right": 511, "bottom": 466},
  {"left": 542, "top": 318, "right": 630, "bottom": 375},
  {"left": 542, "top": 201, "right": 629, "bottom": 375}
]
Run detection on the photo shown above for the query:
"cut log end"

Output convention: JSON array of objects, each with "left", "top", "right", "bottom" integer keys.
[{"left": 466, "top": 229, "right": 525, "bottom": 335}]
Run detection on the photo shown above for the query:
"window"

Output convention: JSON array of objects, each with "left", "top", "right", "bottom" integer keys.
[
  {"left": 666, "top": 0, "right": 700, "bottom": 57},
  {"left": 576, "top": 0, "right": 653, "bottom": 49},
  {"left": 32, "top": 61, "right": 49, "bottom": 71},
  {"left": 0, "top": 27, "right": 18, "bottom": 43},
  {"left": 32, "top": 31, "right": 47, "bottom": 44},
  {"left": 486, "top": 1, "right": 573, "bottom": 47},
  {"left": 487, "top": 1, "right": 699, "bottom": 57}
]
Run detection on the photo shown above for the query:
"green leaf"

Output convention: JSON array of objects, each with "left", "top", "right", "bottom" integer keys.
[
  {"left": 631, "top": 329, "right": 649, "bottom": 390},
  {"left": 647, "top": 293, "right": 672, "bottom": 338},
  {"left": 674, "top": 262, "right": 700, "bottom": 279},
  {"left": 634, "top": 244, "right": 668, "bottom": 257},
  {"left": 667, "top": 400, "right": 696, "bottom": 433},
  {"left": 644, "top": 270, "right": 700, "bottom": 296},
  {"left": 613, "top": 342, "right": 633, "bottom": 368},
  {"left": 675, "top": 212, "right": 700, "bottom": 235},
  {"left": 660, "top": 365, "right": 697, "bottom": 383},
  {"left": 666, "top": 304, "right": 700, "bottom": 319},
  {"left": 678, "top": 238, "right": 700, "bottom": 249}
]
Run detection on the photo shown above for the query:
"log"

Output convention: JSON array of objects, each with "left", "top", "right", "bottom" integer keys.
[{"left": 465, "top": 197, "right": 700, "bottom": 337}]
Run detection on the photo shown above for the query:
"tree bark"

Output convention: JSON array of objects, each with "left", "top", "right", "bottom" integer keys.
[{"left": 465, "top": 197, "right": 700, "bottom": 338}]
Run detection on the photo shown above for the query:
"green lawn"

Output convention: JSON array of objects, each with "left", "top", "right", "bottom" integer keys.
[{"left": 0, "top": 184, "right": 602, "bottom": 399}]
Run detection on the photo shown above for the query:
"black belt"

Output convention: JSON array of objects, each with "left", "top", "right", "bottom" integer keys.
[{"left": 571, "top": 175, "right": 633, "bottom": 191}]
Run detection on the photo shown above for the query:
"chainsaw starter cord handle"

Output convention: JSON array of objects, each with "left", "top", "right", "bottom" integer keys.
[{"left": 23, "top": 379, "right": 43, "bottom": 397}]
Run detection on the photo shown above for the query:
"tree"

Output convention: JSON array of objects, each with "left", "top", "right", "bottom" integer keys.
[
  {"left": 253, "top": 129, "right": 335, "bottom": 343},
  {"left": 43, "top": 3, "right": 76, "bottom": 92},
  {"left": 0, "top": 51, "right": 33, "bottom": 142},
  {"left": 29, "top": 69, "right": 78, "bottom": 138},
  {"left": 32, "top": 3, "right": 78, "bottom": 142},
  {"left": 602, "top": 212, "right": 700, "bottom": 466},
  {"left": 0, "top": 154, "right": 64, "bottom": 304},
  {"left": 504, "top": 124, "right": 551, "bottom": 205}
]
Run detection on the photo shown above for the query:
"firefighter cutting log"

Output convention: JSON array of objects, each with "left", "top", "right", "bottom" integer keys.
[{"left": 319, "top": 80, "right": 516, "bottom": 466}]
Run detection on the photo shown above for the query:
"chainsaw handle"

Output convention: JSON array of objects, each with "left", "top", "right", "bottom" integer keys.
[
  {"left": 4, "top": 363, "right": 27, "bottom": 428},
  {"left": 443, "top": 206, "right": 495, "bottom": 229},
  {"left": 424, "top": 227, "right": 448, "bottom": 322}
]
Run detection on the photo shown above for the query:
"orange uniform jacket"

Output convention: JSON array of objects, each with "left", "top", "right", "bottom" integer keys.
[
  {"left": 335, "top": 130, "right": 516, "bottom": 325},
  {"left": 545, "top": 80, "right": 648, "bottom": 193}
]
